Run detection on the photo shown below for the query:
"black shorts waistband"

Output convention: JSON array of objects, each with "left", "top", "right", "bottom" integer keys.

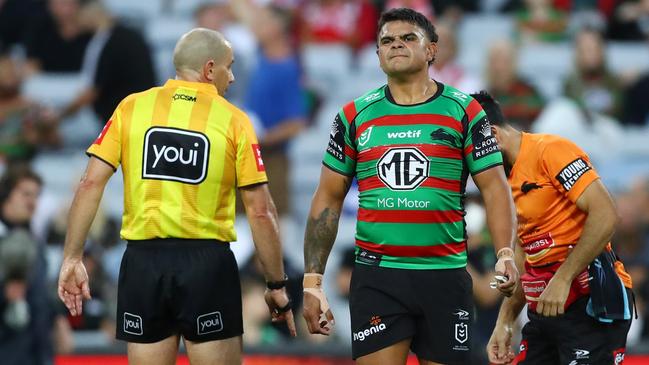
[{"left": 127, "top": 238, "right": 230, "bottom": 249}]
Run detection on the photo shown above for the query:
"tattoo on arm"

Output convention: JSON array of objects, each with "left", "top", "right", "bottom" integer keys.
[{"left": 304, "top": 208, "right": 340, "bottom": 273}]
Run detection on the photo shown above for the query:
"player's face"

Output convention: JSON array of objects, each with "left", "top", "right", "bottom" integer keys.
[
  {"left": 212, "top": 45, "right": 235, "bottom": 95},
  {"left": 377, "top": 21, "right": 435, "bottom": 77}
]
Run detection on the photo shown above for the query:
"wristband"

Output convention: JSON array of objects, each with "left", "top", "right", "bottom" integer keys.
[
  {"left": 496, "top": 247, "right": 514, "bottom": 259},
  {"left": 266, "top": 274, "right": 288, "bottom": 290}
]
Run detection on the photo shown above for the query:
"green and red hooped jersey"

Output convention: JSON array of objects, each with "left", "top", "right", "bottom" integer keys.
[{"left": 323, "top": 82, "right": 503, "bottom": 270}]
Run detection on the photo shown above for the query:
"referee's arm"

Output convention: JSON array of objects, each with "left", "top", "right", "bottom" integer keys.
[
  {"left": 240, "top": 183, "right": 285, "bottom": 282},
  {"left": 58, "top": 157, "right": 114, "bottom": 316}
]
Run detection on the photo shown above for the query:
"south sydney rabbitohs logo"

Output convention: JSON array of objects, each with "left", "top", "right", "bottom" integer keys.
[
  {"left": 376, "top": 147, "right": 429, "bottom": 191},
  {"left": 142, "top": 127, "right": 209, "bottom": 184}
]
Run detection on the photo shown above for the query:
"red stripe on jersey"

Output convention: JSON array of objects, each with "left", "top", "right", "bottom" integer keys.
[
  {"left": 466, "top": 99, "right": 483, "bottom": 122},
  {"left": 356, "top": 239, "right": 466, "bottom": 257},
  {"left": 344, "top": 145, "right": 357, "bottom": 159},
  {"left": 93, "top": 119, "right": 113, "bottom": 145},
  {"left": 355, "top": 114, "right": 462, "bottom": 139},
  {"left": 358, "top": 176, "right": 460, "bottom": 192},
  {"left": 342, "top": 102, "right": 357, "bottom": 124},
  {"left": 464, "top": 145, "right": 473, "bottom": 157},
  {"left": 358, "top": 144, "right": 461, "bottom": 162},
  {"left": 358, "top": 208, "right": 463, "bottom": 224}
]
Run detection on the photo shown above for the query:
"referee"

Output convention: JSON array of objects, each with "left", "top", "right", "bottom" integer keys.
[{"left": 58, "top": 28, "right": 296, "bottom": 364}]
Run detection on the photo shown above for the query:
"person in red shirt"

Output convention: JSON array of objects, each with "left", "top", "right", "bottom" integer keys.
[{"left": 472, "top": 91, "right": 633, "bottom": 365}]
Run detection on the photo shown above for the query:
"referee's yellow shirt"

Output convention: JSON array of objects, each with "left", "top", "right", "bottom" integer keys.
[{"left": 87, "top": 79, "right": 268, "bottom": 241}]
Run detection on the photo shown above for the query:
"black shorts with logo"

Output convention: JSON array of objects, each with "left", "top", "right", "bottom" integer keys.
[
  {"left": 116, "top": 239, "right": 242, "bottom": 343},
  {"left": 350, "top": 263, "right": 473, "bottom": 364},
  {"left": 515, "top": 289, "right": 633, "bottom": 365}
]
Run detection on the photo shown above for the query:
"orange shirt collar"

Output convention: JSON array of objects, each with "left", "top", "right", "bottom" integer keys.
[{"left": 164, "top": 79, "right": 219, "bottom": 97}]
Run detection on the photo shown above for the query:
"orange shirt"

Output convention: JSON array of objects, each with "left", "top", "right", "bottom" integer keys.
[{"left": 510, "top": 133, "right": 632, "bottom": 288}]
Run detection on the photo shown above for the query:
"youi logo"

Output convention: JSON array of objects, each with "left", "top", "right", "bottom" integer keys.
[{"left": 143, "top": 127, "right": 210, "bottom": 184}]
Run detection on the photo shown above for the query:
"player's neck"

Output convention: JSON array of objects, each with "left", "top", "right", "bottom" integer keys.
[
  {"left": 507, "top": 128, "right": 523, "bottom": 166},
  {"left": 386, "top": 76, "right": 437, "bottom": 105}
]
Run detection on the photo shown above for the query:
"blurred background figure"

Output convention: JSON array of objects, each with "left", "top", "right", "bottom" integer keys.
[
  {"left": 428, "top": 22, "right": 482, "bottom": 93},
  {"left": 296, "top": 0, "right": 378, "bottom": 51},
  {"left": 563, "top": 27, "right": 623, "bottom": 120},
  {"left": 623, "top": 66, "right": 649, "bottom": 126},
  {"left": 54, "top": 0, "right": 156, "bottom": 125},
  {"left": 485, "top": 39, "right": 545, "bottom": 131},
  {"left": 382, "top": 0, "right": 435, "bottom": 20},
  {"left": 25, "top": 0, "right": 92, "bottom": 73},
  {"left": 516, "top": 0, "right": 568, "bottom": 43},
  {"left": 608, "top": 0, "right": 649, "bottom": 41},
  {"left": 0, "top": 54, "right": 60, "bottom": 163},
  {"left": 233, "top": 0, "right": 307, "bottom": 218}
]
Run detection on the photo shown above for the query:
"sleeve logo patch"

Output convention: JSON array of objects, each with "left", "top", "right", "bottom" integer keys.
[
  {"left": 471, "top": 117, "right": 499, "bottom": 160},
  {"left": 252, "top": 144, "right": 265, "bottom": 172},
  {"left": 555, "top": 158, "right": 591, "bottom": 191},
  {"left": 94, "top": 119, "right": 113, "bottom": 145},
  {"left": 326, "top": 115, "right": 346, "bottom": 162}
]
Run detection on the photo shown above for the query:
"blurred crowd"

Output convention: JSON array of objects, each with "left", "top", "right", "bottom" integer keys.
[{"left": 0, "top": 0, "right": 649, "bottom": 364}]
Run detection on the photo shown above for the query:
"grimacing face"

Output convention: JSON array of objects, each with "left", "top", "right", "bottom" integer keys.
[{"left": 377, "top": 21, "right": 435, "bottom": 77}]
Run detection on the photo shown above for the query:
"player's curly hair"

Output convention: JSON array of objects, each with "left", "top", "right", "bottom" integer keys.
[
  {"left": 470, "top": 91, "right": 507, "bottom": 127},
  {"left": 378, "top": 8, "right": 438, "bottom": 44}
]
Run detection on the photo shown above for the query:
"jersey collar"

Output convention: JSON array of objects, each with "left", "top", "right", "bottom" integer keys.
[{"left": 164, "top": 79, "right": 219, "bottom": 97}]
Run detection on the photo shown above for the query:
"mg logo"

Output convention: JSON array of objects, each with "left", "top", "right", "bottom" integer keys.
[{"left": 376, "top": 147, "right": 429, "bottom": 191}]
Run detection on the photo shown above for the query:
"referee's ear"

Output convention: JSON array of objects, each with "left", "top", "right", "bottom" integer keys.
[{"left": 203, "top": 60, "right": 216, "bottom": 82}]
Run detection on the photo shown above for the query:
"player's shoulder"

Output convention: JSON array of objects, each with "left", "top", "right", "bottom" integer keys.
[
  {"left": 339, "top": 85, "right": 387, "bottom": 121},
  {"left": 535, "top": 133, "right": 586, "bottom": 156},
  {"left": 439, "top": 84, "right": 475, "bottom": 108}
]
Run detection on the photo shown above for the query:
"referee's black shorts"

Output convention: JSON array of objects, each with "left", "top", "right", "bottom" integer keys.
[{"left": 116, "top": 239, "right": 242, "bottom": 343}]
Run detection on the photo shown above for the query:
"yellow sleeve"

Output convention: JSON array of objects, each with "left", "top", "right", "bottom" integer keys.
[
  {"left": 86, "top": 105, "right": 122, "bottom": 170},
  {"left": 235, "top": 113, "right": 268, "bottom": 187},
  {"left": 542, "top": 139, "right": 599, "bottom": 203}
]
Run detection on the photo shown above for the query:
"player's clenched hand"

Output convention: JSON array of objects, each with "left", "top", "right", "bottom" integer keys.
[
  {"left": 264, "top": 287, "right": 297, "bottom": 336},
  {"left": 302, "top": 273, "right": 334, "bottom": 335},
  {"left": 487, "top": 322, "right": 515, "bottom": 364},
  {"left": 536, "top": 275, "right": 570, "bottom": 317},
  {"left": 495, "top": 248, "right": 518, "bottom": 297},
  {"left": 57, "top": 258, "right": 91, "bottom": 317}
]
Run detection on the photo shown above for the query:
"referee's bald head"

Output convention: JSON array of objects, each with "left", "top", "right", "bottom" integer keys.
[{"left": 173, "top": 28, "right": 231, "bottom": 74}]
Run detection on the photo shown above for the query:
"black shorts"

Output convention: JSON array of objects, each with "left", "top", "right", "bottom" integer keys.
[
  {"left": 116, "top": 239, "right": 242, "bottom": 343},
  {"left": 515, "top": 290, "right": 633, "bottom": 365},
  {"left": 350, "top": 263, "right": 473, "bottom": 364}
]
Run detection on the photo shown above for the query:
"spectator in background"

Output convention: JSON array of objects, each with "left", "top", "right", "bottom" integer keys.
[
  {"left": 623, "top": 70, "right": 649, "bottom": 126},
  {"left": 516, "top": 0, "right": 568, "bottom": 43},
  {"left": 55, "top": 0, "right": 156, "bottom": 125},
  {"left": 486, "top": 39, "right": 544, "bottom": 131},
  {"left": 608, "top": 0, "right": 649, "bottom": 41},
  {"left": 195, "top": 1, "right": 257, "bottom": 104},
  {"left": 240, "top": 275, "right": 283, "bottom": 345},
  {"left": 233, "top": 0, "right": 307, "bottom": 217},
  {"left": 0, "top": 0, "right": 48, "bottom": 50},
  {"left": 0, "top": 165, "right": 54, "bottom": 365},
  {"left": 296, "top": 0, "right": 378, "bottom": 50},
  {"left": 25, "top": 0, "right": 92, "bottom": 73},
  {"left": 0, "top": 54, "right": 60, "bottom": 161},
  {"left": 563, "top": 27, "right": 623, "bottom": 120},
  {"left": 428, "top": 22, "right": 482, "bottom": 93}
]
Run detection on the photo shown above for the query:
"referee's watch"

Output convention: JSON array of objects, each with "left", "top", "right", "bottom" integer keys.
[{"left": 266, "top": 274, "right": 289, "bottom": 290}]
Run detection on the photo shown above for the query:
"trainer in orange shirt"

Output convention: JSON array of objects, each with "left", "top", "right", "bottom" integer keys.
[
  {"left": 57, "top": 28, "right": 296, "bottom": 365},
  {"left": 472, "top": 92, "right": 633, "bottom": 365}
]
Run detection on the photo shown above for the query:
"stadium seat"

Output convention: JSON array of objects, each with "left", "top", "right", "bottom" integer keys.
[
  {"left": 607, "top": 42, "right": 649, "bottom": 75},
  {"left": 145, "top": 15, "right": 195, "bottom": 49},
  {"left": 457, "top": 14, "right": 515, "bottom": 73}
]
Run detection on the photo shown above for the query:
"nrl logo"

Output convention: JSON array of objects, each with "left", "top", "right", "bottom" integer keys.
[
  {"left": 450, "top": 91, "right": 468, "bottom": 101},
  {"left": 358, "top": 126, "right": 373, "bottom": 147},
  {"left": 363, "top": 92, "right": 381, "bottom": 103}
]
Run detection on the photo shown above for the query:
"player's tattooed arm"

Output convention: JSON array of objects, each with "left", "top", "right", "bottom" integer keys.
[
  {"left": 304, "top": 208, "right": 340, "bottom": 273},
  {"left": 303, "top": 166, "right": 352, "bottom": 274}
]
